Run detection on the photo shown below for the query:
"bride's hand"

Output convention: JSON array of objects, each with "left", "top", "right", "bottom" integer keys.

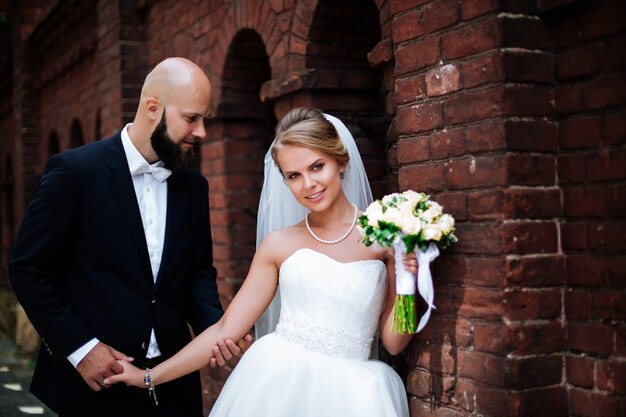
[
  {"left": 209, "top": 333, "right": 253, "bottom": 368},
  {"left": 103, "top": 360, "right": 145, "bottom": 388},
  {"left": 388, "top": 248, "right": 419, "bottom": 275},
  {"left": 402, "top": 251, "right": 419, "bottom": 275}
]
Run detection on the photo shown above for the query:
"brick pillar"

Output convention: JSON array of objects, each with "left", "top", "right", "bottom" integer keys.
[
  {"left": 10, "top": 1, "right": 55, "bottom": 221},
  {"left": 95, "top": 0, "right": 126, "bottom": 136},
  {"left": 391, "top": 1, "right": 568, "bottom": 415},
  {"left": 544, "top": 0, "right": 626, "bottom": 415}
]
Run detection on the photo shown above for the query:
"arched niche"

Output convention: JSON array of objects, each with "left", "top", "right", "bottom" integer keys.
[
  {"left": 207, "top": 29, "right": 276, "bottom": 308},
  {"left": 69, "top": 119, "right": 84, "bottom": 148}
]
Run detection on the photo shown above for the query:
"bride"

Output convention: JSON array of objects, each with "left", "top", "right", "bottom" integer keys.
[{"left": 106, "top": 107, "right": 418, "bottom": 416}]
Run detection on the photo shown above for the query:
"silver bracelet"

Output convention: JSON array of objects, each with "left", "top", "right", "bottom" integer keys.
[{"left": 144, "top": 368, "right": 159, "bottom": 406}]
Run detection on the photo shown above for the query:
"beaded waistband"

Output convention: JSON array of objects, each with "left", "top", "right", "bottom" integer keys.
[{"left": 275, "top": 315, "right": 372, "bottom": 360}]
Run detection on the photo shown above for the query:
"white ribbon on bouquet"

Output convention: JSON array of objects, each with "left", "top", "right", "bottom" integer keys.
[{"left": 393, "top": 241, "right": 439, "bottom": 333}]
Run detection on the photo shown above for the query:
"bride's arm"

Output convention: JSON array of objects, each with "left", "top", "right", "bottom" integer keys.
[
  {"left": 379, "top": 252, "right": 417, "bottom": 355},
  {"left": 106, "top": 238, "right": 280, "bottom": 388}
]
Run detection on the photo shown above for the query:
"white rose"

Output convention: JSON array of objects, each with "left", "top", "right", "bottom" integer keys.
[
  {"left": 397, "top": 200, "right": 416, "bottom": 218},
  {"left": 421, "top": 203, "right": 442, "bottom": 223},
  {"left": 438, "top": 213, "right": 455, "bottom": 234},
  {"left": 402, "top": 190, "right": 425, "bottom": 205},
  {"left": 421, "top": 223, "right": 443, "bottom": 241},
  {"left": 364, "top": 202, "right": 384, "bottom": 227},
  {"left": 400, "top": 216, "right": 422, "bottom": 235},
  {"left": 382, "top": 193, "right": 400, "bottom": 206},
  {"left": 381, "top": 207, "right": 403, "bottom": 225}
]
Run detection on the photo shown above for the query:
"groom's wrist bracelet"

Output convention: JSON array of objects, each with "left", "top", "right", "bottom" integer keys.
[{"left": 144, "top": 368, "right": 159, "bottom": 406}]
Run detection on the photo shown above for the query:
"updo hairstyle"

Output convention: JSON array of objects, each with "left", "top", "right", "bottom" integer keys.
[{"left": 271, "top": 107, "right": 349, "bottom": 174}]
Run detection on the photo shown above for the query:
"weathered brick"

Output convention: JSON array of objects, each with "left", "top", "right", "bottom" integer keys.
[
  {"left": 366, "top": 38, "right": 393, "bottom": 67},
  {"left": 424, "top": 0, "right": 459, "bottom": 33},
  {"left": 555, "top": 84, "right": 583, "bottom": 115},
  {"left": 395, "top": 75, "right": 427, "bottom": 104},
  {"left": 457, "top": 350, "right": 507, "bottom": 386},
  {"left": 445, "top": 155, "right": 507, "bottom": 190},
  {"left": 579, "top": 0, "right": 626, "bottom": 40},
  {"left": 426, "top": 63, "right": 462, "bottom": 97},
  {"left": 569, "top": 322, "right": 613, "bottom": 355},
  {"left": 502, "top": 221, "right": 559, "bottom": 254},
  {"left": 566, "top": 355, "right": 595, "bottom": 388},
  {"left": 590, "top": 290, "right": 626, "bottom": 320},
  {"left": 556, "top": 44, "right": 601, "bottom": 80},
  {"left": 433, "top": 192, "right": 468, "bottom": 221},
  {"left": 442, "top": 17, "right": 501, "bottom": 60},
  {"left": 603, "top": 110, "right": 626, "bottom": 146},
  {"left": 453, "top": 223, "right": 503, "bottom": 255},
  {"left": 583, "top": 75, "right": 626, "bottom": 110},
  {"left": 465, "top": 257, "right": 507, "bottom": 287},
  {"left": 392, "top": 9, "right": 424, "bottom": 44},
  {"left": 503, "top": 50, "right": 555, "bottom": 84},
  {"left": 507, "top": 154, "right": 556, "bottom": 186},
  {"left": 504, "top": 288, "right": 562, "bottom": 320},
  {"left": 395, "top": 36, "right": 440, "bottom": 75},
  {"left": 560, "top": 116, "right": 603, "bottom": 150},
  {"left": 587, "top": 150, "right": 626, "bottom": 182},
  {"left": 567, "top": 255, "right": 625, "bottom": 287},
  {"left": 561, "top": 222, "right": 589, "bottom": 251},
  {"left": 461, "top": 51, "right": 503, "bottom": 88},
  {"left": 588, "top": 220, "right": 626, "bottom": 252},
  {"left": 457, "top": 287, "right": 505, "bottom": 320},
  {"left": 507, "top": 355, "right": 563, "bottom": 389},
  {"left": 396, "top": 137, "right": 430, "bottom": 163},
  {"left": 569, "top": 387, "right": 618, "bottom": 417},
  {"left": 563, "top": 186, "right": 605, "bottom": 218},
  {"left": 398, "top": 163, "right": 446, "bottom": 192},
  {"left": 505, "top": 255, "right": 565, "bottom": 286},
  {"left": 558, "top": 153, "right": 587, "bottom": 184},
  {"left": 465, "top": 120, "right": 506, "bottom": 153},
  {"left": 390, "top": 0, "right": 431, "bottom": 14},
  {"left": 606, "top": 184, "right": 626, "bottom": 219},
  {"left": 597, "top": 360, "right": 626, "bottom": 394},
  {"left": 396, "top": 101, "right": 443, "bottom": 134},
  {"left": 429, "top": 128, "right": 466, "bottom": 159},
  {"left": 468, "top": 188, "right": 561, "bottom": 220}
]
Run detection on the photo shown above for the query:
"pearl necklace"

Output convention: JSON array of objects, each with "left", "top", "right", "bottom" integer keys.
[{"left": 305, "top": 204, "right": 358, "bottom": 245}]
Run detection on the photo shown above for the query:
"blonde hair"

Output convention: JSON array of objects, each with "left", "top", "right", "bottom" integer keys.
[{"left": 271, "top": 107, "right": 349, "bottom": 173}]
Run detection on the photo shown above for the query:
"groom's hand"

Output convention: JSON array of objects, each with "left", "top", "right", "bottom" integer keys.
[
  {"left": 209, "top": 334, "right": 253, "bottom": 368},
  {"left": 76, "top": 342, "right": 133, "bottom": 392}
]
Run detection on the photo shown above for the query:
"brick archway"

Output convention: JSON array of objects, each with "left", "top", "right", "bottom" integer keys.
[
  {"left": 69, "top": 119, "right": 84, "bottom": 149},
  {"left": 206, "top": 28, "right": 275, "bottom": 308}
]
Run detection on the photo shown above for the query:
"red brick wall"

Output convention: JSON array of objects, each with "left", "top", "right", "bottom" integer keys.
[
  {"left": 2, "top": 0, "right": 625, "bottom": 416},
  {"left": 546, "top": 0, "right": 626, "bottom": 415}
]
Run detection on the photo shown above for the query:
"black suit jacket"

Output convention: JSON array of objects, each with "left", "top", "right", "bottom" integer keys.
[{"left": 9, "top": 133, "right": 223, "bottom": 415}]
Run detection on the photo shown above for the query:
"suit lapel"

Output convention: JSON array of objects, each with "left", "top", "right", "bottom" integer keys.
[{"left": 105, "top": 135, "right": 152, "bottom": 275}]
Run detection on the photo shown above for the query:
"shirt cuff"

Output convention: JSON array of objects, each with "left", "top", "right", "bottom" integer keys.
[{"left": 67, "top": 338, "right": 99, "bottom": 368}]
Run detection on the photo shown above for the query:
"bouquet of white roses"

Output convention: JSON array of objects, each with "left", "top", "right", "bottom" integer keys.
[{"left": 357, "top": 190, "right": 457, "bottom": 334}]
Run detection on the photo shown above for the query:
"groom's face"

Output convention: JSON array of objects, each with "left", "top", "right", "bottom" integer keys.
[{"left": 150, "top": 109, "right": 199, "bottom": 170}]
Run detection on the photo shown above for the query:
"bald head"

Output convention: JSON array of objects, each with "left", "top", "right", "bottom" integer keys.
[
  {"left": 141, "top": 57, "right": 212, "bottom": 107},
  {"left": 129, "top": 57, "right": 213, "bottom": 164}
]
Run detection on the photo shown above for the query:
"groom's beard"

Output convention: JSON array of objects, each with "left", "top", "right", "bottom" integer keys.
[{"left": 150, "top": 110, "right": 199, "bottom": 171}]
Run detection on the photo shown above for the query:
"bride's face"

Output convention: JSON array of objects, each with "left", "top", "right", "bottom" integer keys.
[{"left": 276, "top": 144, "right": 345, "bottom": 212}]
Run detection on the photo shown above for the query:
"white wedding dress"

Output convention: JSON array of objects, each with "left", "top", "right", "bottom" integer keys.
[{"left": 209, "top": 248, "right": 409, "bottom": 417}]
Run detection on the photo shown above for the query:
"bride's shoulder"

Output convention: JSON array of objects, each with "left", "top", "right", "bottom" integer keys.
[{"left": 258, "top": 222, "right": 307, "bottom": 257}]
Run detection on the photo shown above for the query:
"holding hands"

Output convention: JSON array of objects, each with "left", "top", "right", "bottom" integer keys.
[
  {"left": 76, "top": 342, "right": 134, "bottom": 391},
  {"left": 103, "top": 334, "right": 253, "bottom": 388}
]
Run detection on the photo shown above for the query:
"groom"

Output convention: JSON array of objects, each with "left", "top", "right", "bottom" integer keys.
[{"left": 9, "top": 57, "right": 245, "bottom": 416}]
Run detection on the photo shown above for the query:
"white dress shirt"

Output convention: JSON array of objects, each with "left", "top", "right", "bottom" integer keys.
[{"left": 68, "top": 124, "right": 169, "bottom": 367}]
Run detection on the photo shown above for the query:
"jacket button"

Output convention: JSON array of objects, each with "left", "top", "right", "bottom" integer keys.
[
  {"left": 141, "top": 341, "right": 147, "bottom": 349},
  {"left": 151, "top": 299, "right": 156, "bottom": 304}
]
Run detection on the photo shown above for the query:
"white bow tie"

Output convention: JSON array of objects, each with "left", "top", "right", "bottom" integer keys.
[{"left": 132, "top": 164, "right": 172, "bottom": 182}]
